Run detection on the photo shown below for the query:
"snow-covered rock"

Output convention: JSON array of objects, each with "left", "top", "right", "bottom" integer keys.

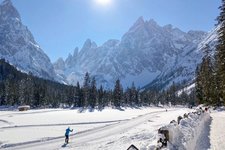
[{"left": 0, "top": 0, "right": 57, "bottom": 81}]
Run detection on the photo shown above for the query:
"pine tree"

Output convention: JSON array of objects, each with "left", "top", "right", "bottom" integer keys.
[
  {"left": 201, "top": 45, "right": 215, "bottom": 104},
  {"left": 90, "top": 77, "right": 97, "bottom": 108},
  {"left": 19, "top": 79, "right": 26, "bottom": 105},
  {"left": 33, "top": 84, "right": 40, "bottom": 107},
  {"left": 98, "top": 85, "right": 104, "bottom": 109},
  {"left": 76, "top": 82, "right": 83, "bottom": 107},
  {"left": 196, "top": 44, "right": 218, "bottom": 105},
  {"left": 215, "top": 0, "right": 225, "bottom": 105},
  {"left": 168, "top": 82, "right": 177, "bottom": 105},
  {"left": 5, "top": 79, "right": 14, "bottom": 105},
  {"left": 124, "top": 88, "right": 130, "bottom": 106},
  {"left": 196, "top": 65, "right": 204, "bottom": 104},
  {"left": 130, "top": 82, "right": 138, "bottom": 105},
  {"left": 83, "top": 72, "right": 91, "bottom": 107},
  {"left": 0, "top": 83, "right": 6, "bottom": 105},
  {"left": 113, "top": 79, "right": 122, "bottom": 107}
]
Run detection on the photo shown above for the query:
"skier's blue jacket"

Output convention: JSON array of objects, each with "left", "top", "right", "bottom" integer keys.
[{"left": 65, "top": 128, "right": 73, "bottom": 136}]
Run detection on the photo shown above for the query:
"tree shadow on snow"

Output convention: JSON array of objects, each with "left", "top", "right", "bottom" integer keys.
[
  {"left": 215, "top": 107, "right": 225, "bottom": 112},
  {"left": 115, "top": 107, "right": 125, "bottom": 111},
  {"left": 130, "top": 105, "right": 142, "bottom": 109},
  {"left": 88, "top": 108, "right": 95, "bottom": 112},
  {"left": 77, "top": 107, "right": 96, "bottom": 113},
  {"left": 77, "top": 107, "right": 85, "bottom": 113}
]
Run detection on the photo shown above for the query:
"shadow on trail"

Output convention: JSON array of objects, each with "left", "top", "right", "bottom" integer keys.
[
  {"left": 195, "top": 116, "right": 212, "bottom": 150},
  {"left": 61, "top": 143, "right": 67, "bottom": 148}
]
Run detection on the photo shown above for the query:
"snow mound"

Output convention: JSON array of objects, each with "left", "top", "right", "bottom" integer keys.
[{"left": 156, "top": 110, "right": 210, "bottom": 150}]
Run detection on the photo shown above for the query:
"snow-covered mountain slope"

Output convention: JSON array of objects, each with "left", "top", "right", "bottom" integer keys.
[
  {"left": 0, "top": 0, "right": 57, "bottom": 81},
  {"left": 54, "top": 17, "right": 207, "bottom": 89},
  {"left": 144, "top": 25, "right": 218, "bottom": 90}
]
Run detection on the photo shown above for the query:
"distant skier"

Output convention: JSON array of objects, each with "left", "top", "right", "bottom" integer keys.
[{"left": 65, "top": 127, "right": 73, "bottom": 144}]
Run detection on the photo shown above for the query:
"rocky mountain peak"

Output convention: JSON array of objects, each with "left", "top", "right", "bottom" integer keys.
[
  {"left": 1, "top": 0, "right": 13, "bottom": 7},
  {"left": 103, "top": 39, "right": 120, "bottom": 47},
  {"left": 54, "top": 58, "right": 65, "bottom": 71},
  {"left": 0, "top": 0, "right": 58, "bottom": 81},
  {"left": 82, "top": 39, "right": 97, "bottom": 50},
  {"left": 163, "top": 24, "right": 173, "bottom": 30},
  {"left": 134, "top": 16, "right": 145, "bottom": 26},
  {"left": 126, "top": 17, "right": 161, "bottom": 37},
  {"left": 0, "top": 0, "right": 21, "bottom": 22},
  {"left": 73, "top": 47, "right": 79, "bottom": 58},
  {"left": 147, "top": 19, "right": 158, "bottom": 26},
  {"left": 129, "top": 16, "right": 146, "bottom": 32}
]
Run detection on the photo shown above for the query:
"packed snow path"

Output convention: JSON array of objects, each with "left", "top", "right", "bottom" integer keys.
[
  {"left": 194, "top": 110, "right": 225, "bottom": 150},
  {"left": 0, "top": 108, "right": 189, "bottom": 150},
  {"left": 209, "top": 111, "right": 225, "bottom": 150}
]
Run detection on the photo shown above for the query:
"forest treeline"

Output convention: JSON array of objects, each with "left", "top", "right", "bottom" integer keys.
[
  {"left": 196, "top": 0, "right": 225, "bottom": 107},
  {"left": 0, "top": 59, "right": 195, "bottom": 108}
]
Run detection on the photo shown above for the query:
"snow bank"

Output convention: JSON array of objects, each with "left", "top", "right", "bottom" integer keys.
[{"left": 157, "top": 110, "right": 210, "bottom": 150}]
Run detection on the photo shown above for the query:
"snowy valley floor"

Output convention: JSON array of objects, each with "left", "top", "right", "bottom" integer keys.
[{"left": 0, "top": 107, "right": 224, "bottom": 150}]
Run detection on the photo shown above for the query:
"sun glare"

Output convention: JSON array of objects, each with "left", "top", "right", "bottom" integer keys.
[{"left": 96, "top": 0, "right": 112, "bottom": 6}]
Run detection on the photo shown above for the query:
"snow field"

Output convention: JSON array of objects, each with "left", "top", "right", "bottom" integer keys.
[
  {"left": 0, "top": 107, "right": 169, "bottom": 147},
  {"left": 0, "top": 107, "right": 192, "bottom": 150}
]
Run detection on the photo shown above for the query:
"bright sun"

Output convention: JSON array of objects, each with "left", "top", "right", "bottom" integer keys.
[{"left": 96, "top": 0, "right": 111, "bottom": 6}]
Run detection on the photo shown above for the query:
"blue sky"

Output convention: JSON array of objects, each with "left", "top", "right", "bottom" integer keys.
[{"left": 2, "top": 0, "right": 221, "bottom": 62}]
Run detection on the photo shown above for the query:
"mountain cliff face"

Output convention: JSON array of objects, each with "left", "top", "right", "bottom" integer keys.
[
  {"left": 0, "top": 0, "right": 57, "bottom": 80},
  {"left": 145, "top": 25, "right": 219, "bottom": 90},
  {"left": 54, "top": 17, "right": 208, "bottom": 89}
]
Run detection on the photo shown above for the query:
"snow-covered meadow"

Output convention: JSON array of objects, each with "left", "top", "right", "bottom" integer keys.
[
  {"left": 0, "top": 107, "right": 192, "bottom": 149},
  {"left": 2, "top": 107, "right": 224, "bottom": 150}
]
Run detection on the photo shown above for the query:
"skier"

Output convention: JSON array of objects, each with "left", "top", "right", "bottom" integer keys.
[{"left": 65, "top": 127, "right": 73, "bottom": 144}]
